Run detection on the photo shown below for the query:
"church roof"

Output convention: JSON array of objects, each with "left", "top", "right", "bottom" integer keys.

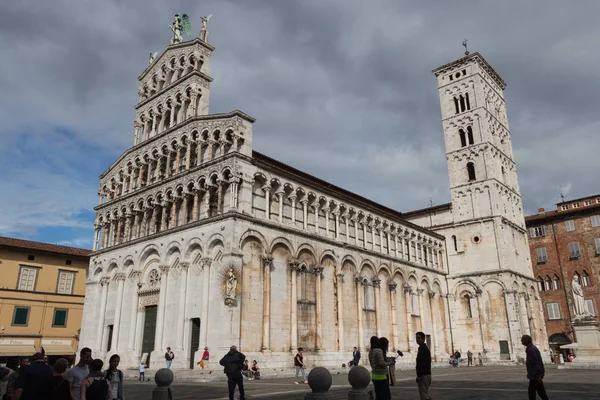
[
  {"left": 432, "top": 52, "right": 506, "bottom": 90},
  {"left": 252, "top": 151, "right": 445, "bottom": 239},
  {"left": 0, "top": 236, "right": 91, "bottom": 258}
]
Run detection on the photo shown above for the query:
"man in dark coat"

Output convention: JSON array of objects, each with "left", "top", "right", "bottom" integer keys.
[
  {"left": 521, "top": 335, "right": 549, "bottom": 400},
  {"left": 220, "top": 345, "right": 246, "bottom": 400},
  {"left": 415, "top": 332, "right": 433, "bottom": 400},
  {"left": 352, "top": 346, "right": 361, "bottom": 367}
]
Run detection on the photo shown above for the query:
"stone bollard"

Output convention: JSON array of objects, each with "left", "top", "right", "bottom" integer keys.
[
  {"left": 304, "top": 367, "right": 333, "bottom": 399},
  {"left": 347, "top": 366, "right": 372, "bottom": 400},
  {"left": 152, "top": 368, "right": 174, "bottom": 400}
]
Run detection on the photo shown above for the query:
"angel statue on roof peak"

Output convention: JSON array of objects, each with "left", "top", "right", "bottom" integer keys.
[{"left": 170, "top": 14, "right": 191, "bottom": 44}]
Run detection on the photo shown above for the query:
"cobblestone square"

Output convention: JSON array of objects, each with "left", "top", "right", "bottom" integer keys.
[{"left": 124, "top": 366, "right": 600, "bottom": 399}]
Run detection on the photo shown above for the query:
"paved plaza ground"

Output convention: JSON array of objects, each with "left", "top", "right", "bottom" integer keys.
[{"left": 124, "top": 365, "right": 600, "bottom": 399}]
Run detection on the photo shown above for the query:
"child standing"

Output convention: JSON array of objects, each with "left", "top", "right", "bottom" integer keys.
[{"left": 139, "top": 361, "right": 146, "bottom": 382}]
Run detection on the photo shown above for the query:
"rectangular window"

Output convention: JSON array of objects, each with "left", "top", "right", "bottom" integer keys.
[
  {"left": 591, "top": 215, "right": 600, "bottom": 227},
  {"left": 52, "top": 309, "right": 68, "bottom": 327},
  {"left": 595, "top": 238, "right": 600, "bottom": 255},
  {"left": 536, "top": 248, "right": 548, "bottom": 264},
  {"left": 12, "top": 307, "right": 30, "bottom": 326},
  {"left": 561, "top": 205, "right": 569, "bottom": 211},
  {"left": 568, "top": 242, "right": 581, "bottom": 259},
  {"left": 585, "top": 299, "right": 596, "bottom": 316},
  {"left": 584, "top": 200, "right": 592, "bottom": 206},
  {"left": 546, "top": 302, "right": 561, "bottom": 320},
  {"left": 565, "top": 220, "right": 575, "bottom": 232},
  {"left": 529, "top": 226, "right": 546, "bottom": 238},
  {"left": 573, "top": 202, "right": 580, "bottom": 209},
  {"left": 57, "top": 271, "right": 75, "bottom": 294},
  {"left": 17, "top": 267, "right": 38, "bottom": 291}
]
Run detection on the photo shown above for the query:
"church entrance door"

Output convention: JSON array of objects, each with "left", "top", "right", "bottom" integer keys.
[
  {"left": 142, "top": 306, "right": 157, "bottom": 365},
  {"left": 499, "top": 340, "right": 510, "bottom": 360},
  {"left": 189, "top": 318, "right": 201, "bottom": 369}
]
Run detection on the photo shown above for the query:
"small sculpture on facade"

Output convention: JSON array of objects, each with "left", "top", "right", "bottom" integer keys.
[
  {"left": 224, "top": 268, "right": 238, "bottom": 307},
  {"left": 149, "top": 51, "right": 158, "bottom": 65},
  {"left": 170, "top": 14, "right": 191, "bottom": 45},
  {"left": 572, "top": 275, "right": 591, "bottom": 319},
  {"left": 199, "top": 14, "right": 212, "bottom": 42}
]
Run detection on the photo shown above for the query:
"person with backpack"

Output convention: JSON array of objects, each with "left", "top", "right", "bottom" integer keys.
[
  {"left": 219, "top": 345, "right": 246, "bottom": 400},
  {"left": 50, "top": 358, "right": 72, "bottom": 400},
  {"left": 103, "top": 355, "right": 124, "bottom": 400},
  {"left": 164, "top": 347, "right": 174, "bottom": 369},
  {"left": 80, "top": 359, "right": 109, "bottom": 400}
]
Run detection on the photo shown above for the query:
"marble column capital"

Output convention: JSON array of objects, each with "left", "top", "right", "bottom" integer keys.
[
  {"left": 313, "top": 265, "right": 324, "bottom": 276},
  {"left": 288, "top": 258, "right": 299, "bottom": 270},
  {"left": 179, "top": 262, "right": 190, "bottom": 270},
  {"left": 428, "top": 290, "right": 437, "bottom": 299},
  {"left": 388, "top": 282, "right": 398, "bottom": 292},
  {"left": 159, "top": 265, "right": 170, "bottom": 275},
  {"left": 100, "top": 277, "right": 111, "bottom": 286},
  {"left": 200, "top": 257, "right": 212, "bottom": 269},
  {"left": 113, "top": 273, "right": 127, "bottom": 281},
  {"left": 371, "top": 277, "right": 381, "bottom": 288},
  {"left": 403, "top": 284, "right": 413, "bottom": 294},
  {"left": 128, "top": 270, "right": 142, "bottom": 280},
  {"left": 262, "top": 254, "right": 274, "bottom": 267},
  {"left": 416, "top": 288, "right": 424, "bottom": 295}
]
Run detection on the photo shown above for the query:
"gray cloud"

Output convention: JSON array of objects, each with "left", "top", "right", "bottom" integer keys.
[{"left": 1, "top": 0, "right": 599, "bottom": 237}]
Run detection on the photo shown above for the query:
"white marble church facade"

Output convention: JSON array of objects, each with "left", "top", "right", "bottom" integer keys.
[{"left": 79, "top": 30, "right": 547, "bottom": 369}]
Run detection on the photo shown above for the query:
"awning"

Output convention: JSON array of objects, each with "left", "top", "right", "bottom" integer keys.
[
  {"left": 0, "top": 345, "right": 37, "bottom": 357},
  {"left": 42, "top": 345, "right": 75, "bottom": 356}
]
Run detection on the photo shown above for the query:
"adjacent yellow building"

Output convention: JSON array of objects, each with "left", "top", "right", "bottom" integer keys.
[{"left": 0, "top": 237, "right": 90, "bottom": 366}]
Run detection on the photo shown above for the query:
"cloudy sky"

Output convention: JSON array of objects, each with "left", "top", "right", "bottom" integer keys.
[{"left": 0, "top": 1, "right": 598, "bottom": 249}]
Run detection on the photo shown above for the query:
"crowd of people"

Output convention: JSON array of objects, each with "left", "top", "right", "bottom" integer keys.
[{"left": 0, "top": 348, "right": 124, "bottom": 400}]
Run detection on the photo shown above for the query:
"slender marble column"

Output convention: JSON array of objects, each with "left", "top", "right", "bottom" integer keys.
[
  {"left": 146, "top": 160, "right": 153, "bottom": 183},
  {"left": 334, "top": 211, "right": 339, "bottom": 239},
  {"left": 344, "top": 214, "right": 349, "bottom": 242},
  {"left": 277, "top": 192, "right": 284, "bottom": 223},
  {"left": 196, "top": 141, "right": 203, "bottom": 165},
  {"left": 301, "top": 200, "right": 308, "bottom": 230},
  {"left": 518, "top": 292, "right": 530, "bottom": 336},
  {"left": 96, "top": 278, "right": 110, "bottom": 353},
  {"left": 427, "top": 290, "right": 437, "bottom": 359},
  {"left": 289, "top": 196, "right": 297, "bottom": 224},
  {"left": 185, "top": 144, "right": 191, "bottom": 170},
  {"left": 110, "top": 274, "right": 126, "bottom": 351},
  {"left": 353, "top": 219, "right": 358, "bottom": 245},
  {"left": 200, "top": 258, "right": 211, "bottom": 348},
  {"left": 404, "top": 285, "right": 414, "bottom": 352},
  {"left": 166, "top": 152, "right": 172, "bottom": 177},
  {"left": 262, "top": 255, "right": 274, "bottom": 352},
  {"left": 175, "top": 148, "right": 181, "bottom": 174},
  {"left": 263, "top": 187, "right": 271, "bottom": 220},
  {"left": 217, "top": 181, "right": 223, "bottom": 214},
  {"left": 314, "top": 204, "right": 320, "bottom": 234},
  {"left": 442, "top": 294, "right": 453, "bottom": 353},
  {"left": 389, "top": 282, "right": 399, "bottom": 350},
  {"left": 336, "top": 272, "right": 344, "bottom": 351},
  {"left": 324, "top": 208, "right": 330, "bottom": 237},
  {"left": 114, "top": 218, "right": 121, "bottom": 245},
  {"left": 372, "top": 277, "right": 382, "bottom": 337},
  {"left": 362, "top": 224, "right": 367, "bottom": 248},
  {"left": 181, "top": 195, "right": 189, "bottom": 225},
  {"left": 127, "top": 272, "right": 141, "bottom": 351},
  {"left": 314, "top": 265, "right": 324, "bottom": 351},
  {"left": 169, "top": 200, "right": 177, "bottom": 229},
  {"left": 417, "top": 289, "right": 426, "bottom": 333},
  {"left": 356, "top": 277, "right": 364, "bottom": 351},
  {"left": 154, "top": 265, "right": 169, "bottom": 351},
  {"left": 192, "top": 192, "right": 199, "bottom": 221},
  {"left": 476, "top": 289, "right": 488, "bottom": 351},
  {"left": 176, "top": 263, "right": 189, "bottom": 351},
  {"left": 289, "top": 260, "right": 298, "bottom": 351}
]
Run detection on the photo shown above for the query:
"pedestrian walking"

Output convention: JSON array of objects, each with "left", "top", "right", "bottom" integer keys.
[
  {"left": 549, "top": 349, "right": 554, "bottom": 364},
  {"left": 294, "top": 348, "right": 308, "bottom": 384},
  {"left": 477, "top": 352, "right": 483, "bottom": 367},
  {"left": 415, "top": 332, "right": 433, "bottom": 400},
  {"left": 352, "top": 346, "right": 361, "bottom": 367},
  {"left": 219, "top": 345, "right": 246, "bottom": 400},
  {"left": 80, "top": 359, "right": 109, "bottom": 400},
  {"left": 104, "top": 354, "right": 124, "bottom": 400},
  {"left": 199, "top": 347, "right": 212, "bottom": 374},
  {"left": 66, "top": 347, "right": 93, "bottom": 400},
  {"left": 13, "top": 352, "right": 53, "bottom": 400},
  {"left": 138, "top": 361, "right": 146, "bottom": 382},
  {"left": 368, "top": 336, "right": 392, "bottom": 400},
  {"left": 164, "top": 347, "right": 174, "bottom": 369},
  {"left": 50, "top": 358, "right": 72, "bottom": 400},
  {"left": 467, "top": 350, "right": 473, "bottom": 366},
  {"left": 521, "top": 335, "right": 549, "bottom": 400}
]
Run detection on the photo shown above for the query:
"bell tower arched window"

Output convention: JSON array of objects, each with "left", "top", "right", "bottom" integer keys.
[
  {"left": 459, "top": 129, "right": 467, "bottom": 147},
  {"left": 462, "top": 294, "right": 473, "bottom": 318},
  {"left": 467, "top": 162, "right": 476, "bottom": 181},
  {"left": 467, "top": 126, "right": 474, "bottom": 145}
]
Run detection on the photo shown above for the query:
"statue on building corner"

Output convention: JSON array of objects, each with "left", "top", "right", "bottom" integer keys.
[
  {"left": 225, "top": 268, "right": 238, "bottom": 307},
  {"left": 149, "top": 51, "right": 158, "bottom": 65},
  {"left": 200, "top": 14, "right": 212, "bottom": 42},
  {"left": 170, "top": 14, "right": 191, "bottom": 44},
  {"left": 571, "top": 275, "right": 592, "bottom": 320}
]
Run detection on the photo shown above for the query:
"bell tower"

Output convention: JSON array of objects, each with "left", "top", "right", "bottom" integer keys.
[{"left": 433, "top": 51, "right": 523, "bottom": 229}]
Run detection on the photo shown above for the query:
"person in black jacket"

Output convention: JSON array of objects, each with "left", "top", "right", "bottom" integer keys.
[
  {"left": 219, "top": 345, "right": 246, "bottom": 400},
  {"left": 415, "top": 332, "right": 433, "bottom": 400}
]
